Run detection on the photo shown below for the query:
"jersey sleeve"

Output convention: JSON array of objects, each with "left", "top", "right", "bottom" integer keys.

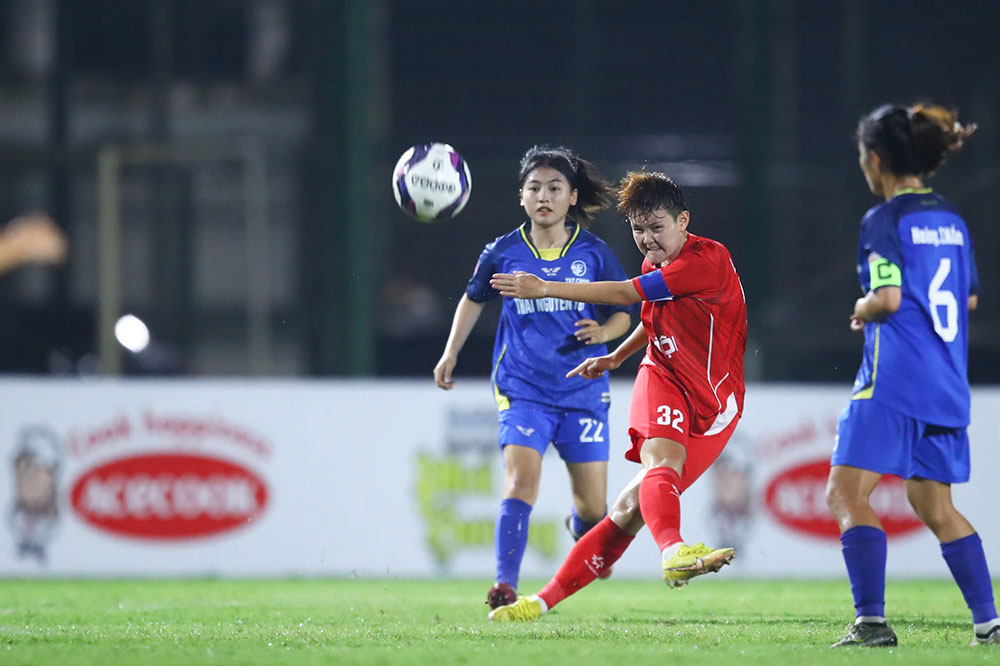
[
  {"left": 594, "top": 243, "right": 634, "bottom": 318},
  {"left": 464, "top": 241, "right": 501, "bottom": 303},
  {"left": 631, "top": 246, "right": 718, "bottom": 301},
  {"left": 860, "top": 206, "right": 903, "bottom": 267}
]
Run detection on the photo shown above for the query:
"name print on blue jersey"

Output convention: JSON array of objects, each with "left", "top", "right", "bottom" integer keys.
[
  {"left": 910, "top": 224, "right": 964, "bottom": 247},
  {"left": 465, "top": 221, "right": 632, "bottom": 411},
  {"left": 512, "top": 296, "right": 587, "bottom": 315}
]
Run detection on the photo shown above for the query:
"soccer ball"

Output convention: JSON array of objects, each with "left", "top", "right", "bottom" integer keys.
[{"left": 392, "top": 143, "right": 472, "bottom": 222}]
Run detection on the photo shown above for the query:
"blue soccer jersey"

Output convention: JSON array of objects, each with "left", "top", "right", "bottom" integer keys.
[
  {"left": 852, "top": 189, "right": 980, "bottom": 427},
  {"left": 466, "top": 221, "right": 632, "bottom": 412}
]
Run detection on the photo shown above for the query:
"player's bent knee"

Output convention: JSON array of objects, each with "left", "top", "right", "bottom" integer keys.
[
  {"left": 824, "top": 483, "right": 852, "bottom": 520},
  {"left": 608, "top": 487, "right": 643, "bottom": 534}
]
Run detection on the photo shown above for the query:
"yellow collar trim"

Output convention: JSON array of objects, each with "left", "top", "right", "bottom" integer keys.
[
  {"left": 518, "top": 222, "right": 581, "bottom": 261},
  {"left": 892, "top": 187, "right": 932, "bottom": 198}
]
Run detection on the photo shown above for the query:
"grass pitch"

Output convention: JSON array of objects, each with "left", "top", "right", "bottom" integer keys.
[{"left": 0, "top": 578, "right": 995, "bottom": 665}]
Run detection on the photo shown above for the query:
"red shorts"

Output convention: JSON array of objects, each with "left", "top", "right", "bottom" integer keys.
[{"left": 626, "top": 363, "right": 740, "bottom": 493}]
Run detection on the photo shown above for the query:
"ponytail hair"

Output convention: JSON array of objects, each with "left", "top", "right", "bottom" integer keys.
[
  {"left": 518, "top": 145, "right": 614, "bottom": 228},
  {"left": 857, "top": 102, "right": 977, "bottom": 178}
]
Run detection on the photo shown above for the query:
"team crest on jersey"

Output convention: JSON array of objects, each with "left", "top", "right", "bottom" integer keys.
[
  {"left": 541, "top": 267, "right": 561, "bottom": 277},
  {"left": 515, "top": 425, "right": 535, "bottom": 437},
  {"left": 571, "top": 260, "right": 587, "bottom": 277},
  {"left": 653, "top": 335, "right": 678, "bottom": 357}
]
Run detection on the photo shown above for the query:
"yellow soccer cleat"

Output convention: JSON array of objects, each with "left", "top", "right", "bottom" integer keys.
[
  {"left": 488, "top": 595, "right": 544, "bottom": 622},
  {"left": 662, "top": 542, "right": 735, "bottom": 588}
]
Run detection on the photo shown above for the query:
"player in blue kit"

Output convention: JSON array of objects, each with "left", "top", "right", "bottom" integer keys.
[
  {"left": 433, "top": 146, "right": 632, "bottom": 609},
  {"left": 826, "top": 102, "right": 999, "bottom": 648}
]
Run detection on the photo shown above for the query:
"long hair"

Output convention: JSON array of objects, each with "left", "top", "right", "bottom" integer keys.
[{"left": 518, "top": 145, "right": 614, "bottom": 228}]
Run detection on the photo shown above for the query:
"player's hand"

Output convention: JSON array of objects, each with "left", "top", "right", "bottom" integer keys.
[
  {"left": 3, "top": 213, "right": 67, "bottom": 265},
  {"left": 849, "top": 297, "right": 866, "bottom": 331},
  {"left": 567, "top": 354, "right": 619, "bottom": 380},
  {"left": 490, "top": 271, "right": 547, "bottom": 299},
  {"left": 574, "top": 319, "right": 606, "bottom": 345},
  {"left": 433, "top": 353, "right": 457, "bottom": 390}
]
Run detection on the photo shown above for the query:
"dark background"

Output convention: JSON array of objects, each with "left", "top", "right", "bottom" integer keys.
[{"left": 0, "top": 0, "right": 997, "bottom": 383}]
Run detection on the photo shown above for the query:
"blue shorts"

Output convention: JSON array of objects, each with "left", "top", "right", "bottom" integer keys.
[
  {"left": 832, "top": 398, "right": 970, "bottom": 483},
  {"left": 497, "top": 399, "right": 610, "bottom": 464}
]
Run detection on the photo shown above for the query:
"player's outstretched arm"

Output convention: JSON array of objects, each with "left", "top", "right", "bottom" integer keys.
[
  {"left": 491, "top": 271, "right": 641, "bottom": 306},
  {"left": 434, "top": 295, "right": 485, "bottom": 389}
]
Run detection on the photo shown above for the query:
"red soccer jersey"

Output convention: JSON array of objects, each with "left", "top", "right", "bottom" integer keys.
[{"left": 630, "top": 233, "right": 747, "bottom": 437}]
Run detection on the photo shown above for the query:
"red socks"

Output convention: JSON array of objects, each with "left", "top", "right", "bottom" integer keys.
[
  {"left": 638, "top": 466, "right": 683, "bottom": 552},
  {"left": 535, "top": 466, "right": 682, "bottom": 610},
  {"left": 538, "top": 516, "right": 634, "bottom": 609}
]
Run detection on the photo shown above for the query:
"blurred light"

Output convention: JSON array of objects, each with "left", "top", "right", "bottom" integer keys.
[{"left": 114, "top": 315, "right": 150, "bottom": 353}]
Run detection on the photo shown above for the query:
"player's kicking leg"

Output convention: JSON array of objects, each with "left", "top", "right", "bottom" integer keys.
[{"left": 638, "top": 439, "right": 736, "bottom": 589}]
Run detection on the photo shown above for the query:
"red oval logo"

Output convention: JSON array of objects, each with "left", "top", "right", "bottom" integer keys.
[
  {"left": 763, "top": 459, "right": 923, "bottom": 539},
  {"left": 69, "top": 453, "right": 268, "bottom": 540}
]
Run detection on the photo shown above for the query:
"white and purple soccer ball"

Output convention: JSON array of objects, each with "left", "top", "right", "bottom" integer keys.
[{"left": 392, "top": 142, "right": 472, "bottom": 222}]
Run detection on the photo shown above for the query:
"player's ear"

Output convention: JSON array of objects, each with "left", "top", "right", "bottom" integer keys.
[
  {"left": 865, "top": 149, "right": 883, "bottom": 172},
  {"left": 676, "top": 210, "right": 690, "bottom": 230},
  {"left": 569, "top": 188, "right": 578, "bottom": 206}
]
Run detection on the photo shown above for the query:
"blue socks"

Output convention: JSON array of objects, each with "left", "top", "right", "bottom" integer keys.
[
  {"left": 495, "top": 498, "right": 532, "bottom": 588},
  {"left": 841, "top": 525, "right": 887, "bottom": 618},
  {"left": 841, "top": 527, "right": 998, "bottom": 626},
  {"left": 569, "top": 505, "right": 601, "bottom": 540},
  {"left": 941, "top": 532, "right": 998, "bottom": 624},
  {"left": 841, "top": 527, "right": 998, "bottom": 625}
]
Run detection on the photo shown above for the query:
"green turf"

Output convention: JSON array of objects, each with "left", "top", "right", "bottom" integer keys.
[{"left": 0, "top": 578, "right": 995, "bottom": 665}]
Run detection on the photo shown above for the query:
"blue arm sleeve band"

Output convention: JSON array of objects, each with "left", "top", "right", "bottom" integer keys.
[{"left": 636, "top": 270, "right": 673, "bottom": 302}]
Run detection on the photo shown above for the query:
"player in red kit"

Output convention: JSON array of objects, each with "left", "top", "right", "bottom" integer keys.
[{"left": 488, "top": 170, "right": 747, "bottom": 621}]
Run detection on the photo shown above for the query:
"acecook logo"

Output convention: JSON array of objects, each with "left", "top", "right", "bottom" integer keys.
[
  {"left": 69, "top": 453, "right": 269, "bottom": 540},
  {"left": 763, "top": 459, "right": 923, "bottom": 539}
]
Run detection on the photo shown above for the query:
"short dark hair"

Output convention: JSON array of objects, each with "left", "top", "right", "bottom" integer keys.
[
  {"left": 518, "top": 145, "right": 614, "bottom": 228},
  {"left": 617, "top": 171, "right": 687, "bottom": 221},
  {"left": 857, "top": 102, "right": 977, "bottom": 178}
]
